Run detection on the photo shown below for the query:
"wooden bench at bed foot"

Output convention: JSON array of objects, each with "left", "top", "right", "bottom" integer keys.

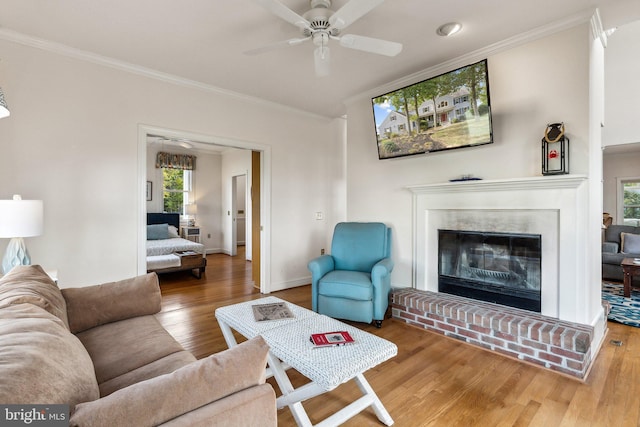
[
  {"left": 177, "top": 251, "right": 207, "bottom": 278},
  {"left": 147, "top": 252, "right": 207, "bottom": 279}
]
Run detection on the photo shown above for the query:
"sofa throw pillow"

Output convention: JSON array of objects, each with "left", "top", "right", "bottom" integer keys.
[
  {"left": 621, "top": 232, "right": 640, "bottom": 254},
  {"left": 0, "top": 265, "right": 69, "bottom": 329},
  {"left": 70, "top": 336, "right": 270, "bottom": 427},
  {"left": 147, "top": 223, "right": 169, "bottom": 240}
]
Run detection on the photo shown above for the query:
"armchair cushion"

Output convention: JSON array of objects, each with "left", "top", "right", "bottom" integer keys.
[{"left": 319, "top": 271, "right": 373, "bottom": 301}]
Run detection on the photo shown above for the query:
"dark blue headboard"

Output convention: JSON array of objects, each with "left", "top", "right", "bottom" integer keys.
[{"left": 147, "top": 213, "right": 180, "bottom": 229}]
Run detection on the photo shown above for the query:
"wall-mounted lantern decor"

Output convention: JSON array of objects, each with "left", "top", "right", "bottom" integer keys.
[{"left": 542, "top": 122, "right": 569, "bottom": 175}]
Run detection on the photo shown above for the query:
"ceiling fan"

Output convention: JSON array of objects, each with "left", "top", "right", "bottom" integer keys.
[{"left": 246, "top": 0, "right": 403, "bottom": 77}]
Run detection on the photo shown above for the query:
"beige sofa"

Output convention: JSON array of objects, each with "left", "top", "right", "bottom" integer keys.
[{"left": 0, "top": 265, "right": 277, "bottom": 426}]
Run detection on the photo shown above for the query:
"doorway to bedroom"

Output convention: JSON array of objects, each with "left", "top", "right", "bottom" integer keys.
[{"left": 139, "top": 125, "right": 271, "bottom": 293}]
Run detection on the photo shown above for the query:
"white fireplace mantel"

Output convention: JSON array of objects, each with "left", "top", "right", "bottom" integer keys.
[
  {"left": 406, "top": 174, "right": 591, "bottom": 324},
  {"left": 406, "top": 174, "right": 588, "bottom": 194}
]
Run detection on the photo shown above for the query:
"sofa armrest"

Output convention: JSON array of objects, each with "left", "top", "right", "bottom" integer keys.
[
  {"left": 62, "top": 273, "right": 161, "bottom": 334},
  {"left": 602, "top": 242, "right": 619, "bottom": 254},
  {"left": 70, "top": 336, "right": 272, "bottom": 427}
]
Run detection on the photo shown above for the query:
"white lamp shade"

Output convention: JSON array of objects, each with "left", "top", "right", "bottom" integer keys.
[
  {"left": 185, "top": 203, "right": 197, "bottom": 216},
  {"left": 0, "top": 196, "right": 43, "bottom": 238}
]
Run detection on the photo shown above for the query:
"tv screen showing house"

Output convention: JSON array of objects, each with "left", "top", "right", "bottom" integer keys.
[{"left": 371, "top": 59, "right": 493, "bottom": 160}]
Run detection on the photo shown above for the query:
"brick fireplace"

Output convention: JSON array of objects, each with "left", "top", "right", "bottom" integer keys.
[{"left": 396, "top": 175, "right": 607, "bottom": 380}]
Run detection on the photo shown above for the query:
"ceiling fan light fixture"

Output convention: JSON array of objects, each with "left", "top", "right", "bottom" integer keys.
[
  {"left": 314, "top": 45, "right": 331, "bottom": 77},
  {"left": 436, "top": 22, "right": 462, "bottom": 37}
]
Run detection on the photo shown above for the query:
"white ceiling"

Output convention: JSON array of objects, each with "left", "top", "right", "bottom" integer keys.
[{"left": 1, "top": 0, "right": 639, "bottom": 119}]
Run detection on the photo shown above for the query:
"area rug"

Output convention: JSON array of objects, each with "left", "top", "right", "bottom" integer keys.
[{"left": 602, "top": 282, "right": 640, "bottom": 327}]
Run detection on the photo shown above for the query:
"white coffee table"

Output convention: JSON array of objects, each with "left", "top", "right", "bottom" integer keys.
[{"left": 215, "top": 296, "right": 397, "bottom": 427}]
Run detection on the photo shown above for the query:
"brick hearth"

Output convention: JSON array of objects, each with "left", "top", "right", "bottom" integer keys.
[{"left": 391, "top": 288, "right": 595, "bottom": 379}]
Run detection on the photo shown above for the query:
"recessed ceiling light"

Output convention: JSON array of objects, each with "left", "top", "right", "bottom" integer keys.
[{"left": 437, "top": 22, "right": 462, "bottom": 37}]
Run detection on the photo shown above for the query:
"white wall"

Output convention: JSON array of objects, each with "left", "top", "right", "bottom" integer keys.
[
  {"left": 345, "top": 25, "right": 592, "bottom": 289},
  {"left": 221, "top": 149, "right": 251, "bottom": 256},
  {"left": 236, "top": 174, "right": 247, "bottom": 246},
  {"left": 602, "top": 19, "right": 640, "bottom": 147},
  {"left": 195, "top": 149, "right": 224, "bottom": 253},
  {"left": 0, "top": 37, "right": 344, "bottom": 288}
]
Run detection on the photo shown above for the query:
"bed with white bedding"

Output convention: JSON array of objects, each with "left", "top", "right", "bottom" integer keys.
[
  {"left": 146, "top": 213, "right": 207, "bottom": 278},
  {"left": 146, "top": 237, "right": 204, "bottom": 257}
]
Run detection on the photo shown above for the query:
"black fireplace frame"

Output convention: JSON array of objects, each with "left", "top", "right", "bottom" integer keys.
[{"left": 438, "top": 229, "right": 542, "bottom": 312}]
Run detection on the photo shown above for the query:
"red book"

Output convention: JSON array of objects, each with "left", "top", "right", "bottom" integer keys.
[{"left": 310, "top": 331, "right": 355, "bottom": 347}]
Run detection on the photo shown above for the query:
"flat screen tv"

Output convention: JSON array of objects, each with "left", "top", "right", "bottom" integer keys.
[{"left": 372, "top": 59, "right": 493, "bottom": 160}]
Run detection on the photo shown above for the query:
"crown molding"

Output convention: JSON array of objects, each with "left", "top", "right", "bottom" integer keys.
[
  {"left": 346, "top": 9, "right": 596, "bottom": 105},
  {"left": 590, "top": 8, "right": 608, "bottom": 48},
  {"left": 0, "top": 28, "right": 331, "bottom": 122}
]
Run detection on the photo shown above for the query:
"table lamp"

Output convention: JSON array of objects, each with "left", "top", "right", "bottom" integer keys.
[
  {"left": 185, "top": 203, "right": 197, "bottom": 226},
  {"left": 0, "top": 195, "right": 44, "bottom": 274}
]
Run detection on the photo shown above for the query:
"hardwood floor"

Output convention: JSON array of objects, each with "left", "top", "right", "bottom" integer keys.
[{"left": 156, "top": 249, "right": 640, "bottom": 426}]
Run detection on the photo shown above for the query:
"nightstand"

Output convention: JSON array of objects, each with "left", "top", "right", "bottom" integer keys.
[{"left": 181, "top": 226, "right": 200, "bottom": 243}]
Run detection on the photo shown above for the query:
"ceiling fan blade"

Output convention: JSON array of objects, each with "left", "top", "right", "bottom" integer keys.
[
  {"left": 252, "top": 0, "right": 311, "bottom": 31},
  {"left": 329, "top": 0, "right": 385, "bottom": 31},
  {"left": 339, "top": 34, "right": 402, "bottom": 56},
  {"left": 244, "top": 37, "right": 310, "bottom": 55},
  {"left": 313, "top": 46, "right": 331, "bottom": 77}
]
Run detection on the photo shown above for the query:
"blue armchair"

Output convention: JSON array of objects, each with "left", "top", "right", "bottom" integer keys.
[{"left": 308, "top": 222, "right": 393, "bottom": 328}]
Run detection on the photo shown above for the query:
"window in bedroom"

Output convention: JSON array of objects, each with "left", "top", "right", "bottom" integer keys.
[
  {"left": 155, "top": 151, "right": 196, "bottom": 214},
  {"left": 623, "top": 180, "right": 640, "bottom": 226},
  {"left": 163, "top": 168, "right": 192, "bottom": 214}
]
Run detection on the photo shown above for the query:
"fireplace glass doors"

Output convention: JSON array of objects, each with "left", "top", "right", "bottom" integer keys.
[{"left": 438, "top": 229, "right": 542, "bottom": 312}]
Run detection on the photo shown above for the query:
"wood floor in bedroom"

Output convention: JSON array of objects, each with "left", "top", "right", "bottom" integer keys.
[{"left": 155, "top": 248, "right": 640, "bottom": 427}]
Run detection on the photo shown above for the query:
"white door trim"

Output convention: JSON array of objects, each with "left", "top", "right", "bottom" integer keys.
[{"left": 137, "top": 124, "right": 272, "bottom": 294}]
